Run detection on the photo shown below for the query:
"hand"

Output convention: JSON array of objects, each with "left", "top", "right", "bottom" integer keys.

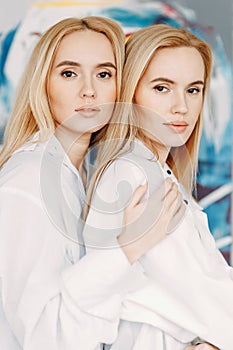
[
  {"left": 185, "top": 343, "right": 220, "bottom": 350},
  {"left": 118, "top": 178, "right": 186, "bottom": 264}
]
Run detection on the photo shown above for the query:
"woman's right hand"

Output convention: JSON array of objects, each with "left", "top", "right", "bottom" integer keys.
[{"left": 118, "top": 178, "right": 186, "bottom": 264}]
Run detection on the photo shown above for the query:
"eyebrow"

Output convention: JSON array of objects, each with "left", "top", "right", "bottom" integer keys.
[
  {"left": 150, "top": 77, "right": 205, "bottom": 86},
  {"left": 56, "top": 60, "right": 116, "bottom": 70}
]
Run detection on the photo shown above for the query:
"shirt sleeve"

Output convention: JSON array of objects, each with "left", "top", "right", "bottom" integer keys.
[
  {"left": 120, "top": 204, "right": 233, "bottom": 350},
  {"left": 0, "top": 186, "right": 143, "bottom": 350},
  {"left": 80, "top": 159, "right": 149, "bottom": 316}
]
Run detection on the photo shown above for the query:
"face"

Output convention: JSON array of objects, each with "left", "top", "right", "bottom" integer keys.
[
  {"left": 47, "top": 30, "right": 117, "bottom": 137},
  {"left": 134, "top": 46, "right": 205, "bottom": 162}
]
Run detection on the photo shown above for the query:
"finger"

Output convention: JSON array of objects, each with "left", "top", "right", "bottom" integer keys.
[
  {"left": 184, "top": 336, "right": 219, "bottom": 350},
  {"left": 138, "top": 179, "right": 175, "bottom": 225},
  {"left": 195, "top": 344, "right": 219, "bottom": 350},
  {"left": 184, "top": 346, "right": 213, "bottom": 350},
  {"left": 147, "top": 178, "right": 173, "bottom": 207},
  {"left": 161, "top": 187, "right": 186, "bottom": 233},
  {"left": 125, "top": 179, "right": 178, "bottom": 234},
  {"left": 167, "top": 204, "right": 186, "bottom": 233},
  {"left": 173, "top": 199, "right": 186, "bottom": 223},
  {"left": 126, "top": 182, "right": 148, "bottom": 209},
  {"left": 161, "top": 182, "right": 179, "bottom": 211},
  {"left": 169, "top": 190, "right": 185, "bottom": 218}
]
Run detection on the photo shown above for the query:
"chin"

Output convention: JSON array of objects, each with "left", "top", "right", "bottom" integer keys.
[{"left": 165, "top": 141, "right": 186, "bottom": 149}]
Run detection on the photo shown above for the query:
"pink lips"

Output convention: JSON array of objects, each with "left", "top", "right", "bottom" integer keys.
[
  {"left": 75, "top": 106, "right": 100, "bottom": 118},
  {"left": 163, "top": 121, "right": 188, "bottom": 133}
]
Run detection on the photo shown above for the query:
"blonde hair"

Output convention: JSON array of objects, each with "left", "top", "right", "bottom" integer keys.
[
  {"left": 85, "top": 24, "right": 213, "bottom": 218},
  {"left": 0, "top": 16, "right": 125, "bottom": 168}
]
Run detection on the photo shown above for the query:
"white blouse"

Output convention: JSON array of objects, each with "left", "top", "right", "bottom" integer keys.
[
  {"left": 84, "top": 139, "right": 233, "bottom": 350},
  {"left": 0, "top": 134, "right": 144, "bottom": 350}
]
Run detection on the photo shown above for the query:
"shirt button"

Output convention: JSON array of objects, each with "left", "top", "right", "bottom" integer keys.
[
  {"left": 184, "top": 199, "right": 188, "bottom": 205},
  {"left": 167, "top": 170, "right": 172, "bottom": 175}
]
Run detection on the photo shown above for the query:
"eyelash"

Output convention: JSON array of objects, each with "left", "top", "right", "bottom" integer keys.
[
  {"left": 61, "top": 70, "right": 76, "bottom": 78},
  {"left": 187, "top": 87, "right": 200, "bottom": 94},
  {"left": 153, "top": 85, "right": 201, "bottom": 94},
  {"left": 97, "top": 71, "right": 112, "bottom": 79},
  {"left": 154, "top": 85, "right": 168, "bottom": 92},
  {"left": 60, "top": 70, "right": 112, "bottom": 79}
]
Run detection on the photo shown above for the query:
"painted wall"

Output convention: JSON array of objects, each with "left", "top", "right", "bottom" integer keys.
[{"left": 1, "top": 0, "right": 231, "bottom": 60}]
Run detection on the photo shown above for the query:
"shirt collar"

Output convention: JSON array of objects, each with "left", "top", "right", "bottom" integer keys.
[
  {"left": 131, "top": 138, "right": 202, "bottom": 209},
  {"left": 13, "top": 131, "right": 82, "bottom": 179},
  {"left": 13, "top": 131, "right": 41, "bottom": 153},
  {"left": 131, "top": 138, "right": 176, "bottom": 180},
  {"left": 131, "top": 138, "right": 155, "bottom": 160}
]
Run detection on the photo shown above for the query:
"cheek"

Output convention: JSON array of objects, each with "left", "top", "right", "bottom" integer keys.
[
  {"left": 105, "top": 82, "right": 117, "bottom": 103},
  {"left": 49, "top": 84, "right": 72, "bottom": 112},
  {"left": 191, "top": 99, "right": 203, "bottom": 123},
  {"left": 108, "top": 90, "right": 117, "bottom": 103},
  {"left": 187, "top": 113, "right": 201, "bottom": 142},
  {"left": 49, "top": 77, "right": 72, "bottom": 100},
  {"left": 134, "top": 88, "right": 144, "bottom": 106},
  {"left": 135, "top": 89, "right": 164, "bottom": 113},
  {"left": 48, "top": 88, "right": 74, "bottom": 125},
  {"left": 48, "top": 82, "right": 60, "bottom": 110},
  {"left": 49, "top": 93, "right": 63, "bottom": 118}
]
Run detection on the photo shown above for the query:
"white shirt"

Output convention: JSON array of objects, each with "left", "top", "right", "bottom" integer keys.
[
  {"left": 84, "top": 139, "right": 233, "bottom": 350},
  {"left": 0, "top": 133, "right": 144, "bottom": 350}
]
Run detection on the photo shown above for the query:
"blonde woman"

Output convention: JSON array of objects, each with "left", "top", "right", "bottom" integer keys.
[
  {"left": 0, "top": 17, "right": 187, "bottom": 349},
  {"left": 84, "top": 24, "right": 233, "bottom": 349}
]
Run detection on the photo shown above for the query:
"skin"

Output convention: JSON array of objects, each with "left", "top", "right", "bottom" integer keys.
[
  {"left": 185, "top": 345, "right": 219, "bottom": 350},
  {"left": 47, "top": 30, "right": 117, "bottom": 170},
  {"left": 134, "top": 46, "right": 205, "bottom": 166}
]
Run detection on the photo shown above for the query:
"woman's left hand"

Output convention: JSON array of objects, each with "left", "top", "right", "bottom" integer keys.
[
  {"left": 118, "top": 178, "right": 186, "bottom": 264},
  {"left": 185, "top": 343, "right": 220, "bottom": 350}
]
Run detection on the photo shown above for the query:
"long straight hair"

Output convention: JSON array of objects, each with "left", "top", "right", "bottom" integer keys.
[
  {"left": 85, "top": 24, "right": 213, "bottom": 219},
  {"left": 0, "top": 16, "right": 125, "bottom": 168}
]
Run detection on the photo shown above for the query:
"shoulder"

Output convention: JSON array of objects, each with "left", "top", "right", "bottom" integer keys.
[
  {"left": 96, "top": 142, "right": 164, "bottom": 198},
  {"left": 0, "top": 141, "right": 46, "bottom": 196},
  {"left": 97, "top": 155, "right": 146, "bottom": 193}
]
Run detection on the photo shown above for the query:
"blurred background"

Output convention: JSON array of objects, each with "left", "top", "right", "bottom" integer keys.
[{"left": 0, "top": 0, "right": 232, "bottom": 263}]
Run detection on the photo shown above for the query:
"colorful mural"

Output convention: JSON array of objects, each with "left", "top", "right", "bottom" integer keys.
[{"left": 0, "top": 0, "right": 232, "bottom": 262}]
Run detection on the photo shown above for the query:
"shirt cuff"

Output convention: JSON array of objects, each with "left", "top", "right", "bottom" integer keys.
[{"left": 61, "top": 245, "right": 147, "bottom": 313}]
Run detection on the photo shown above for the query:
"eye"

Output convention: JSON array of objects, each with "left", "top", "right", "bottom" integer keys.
[
  {"left": 61, "top": 70, "right": 77, "bottom": 78},
  {"left": 97, "top": 71, "right": 112, "bottom": 79},
  {"left": 154, "top": 85, "right": 168, "bottom": 93},
  {"left": 187, "top": 87, "right": 200, "bottom": 94}
]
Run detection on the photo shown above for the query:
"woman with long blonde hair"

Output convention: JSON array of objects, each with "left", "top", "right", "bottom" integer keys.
[
  {"left": 0, "top": 17, "right": 187, "bottom": 349},
  {"left": 84, "top": 24, "right": 233, "bottom": 350}
]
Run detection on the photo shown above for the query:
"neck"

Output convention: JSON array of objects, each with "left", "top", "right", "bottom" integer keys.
[
  {"left": 137, "top": 132, "right": 170, "bottom": 167},
  {"left": 156, "top": 146, "right": 170, "bottom": 167}
]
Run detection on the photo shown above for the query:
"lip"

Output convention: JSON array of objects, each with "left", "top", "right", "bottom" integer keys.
[
  {"left": 75, "top": 106, "right": 101, "bottom": 118},
  {"left": 163, "top": 121, "right": 189, "bottom": 133}
]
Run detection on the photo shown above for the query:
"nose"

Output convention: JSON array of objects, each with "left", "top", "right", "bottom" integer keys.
[
  {"left": 171, "top": 91, "right": 188, "bottom": 115},
  {"left": 80, "top": 78, "right": 96, "bottom": 101},
  {"left": 82, "top": 90, "right": 96, "bottom": 98}
]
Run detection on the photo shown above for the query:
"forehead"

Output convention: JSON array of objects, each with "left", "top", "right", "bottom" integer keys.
[
  {"left": 53, "top": 30, "right": 115, "bottom": 64},
  {"left": 144, "top": 46, "right": 205, "bottom": 82}
]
